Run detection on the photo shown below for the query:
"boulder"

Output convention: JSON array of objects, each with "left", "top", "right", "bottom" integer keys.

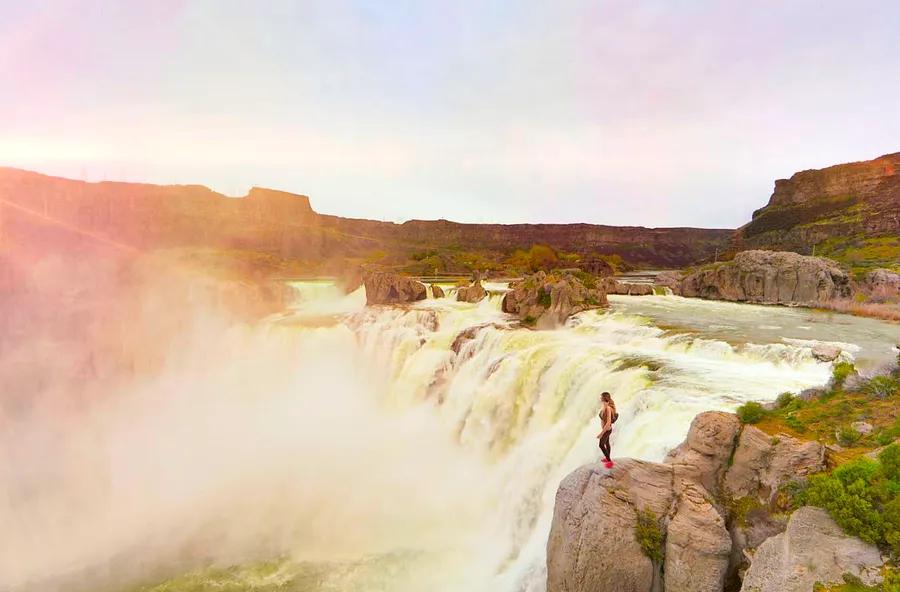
[
  {"left": 547, "top": 460, "right": 674, "bottom": 592},
  {"left": 739, "top": 507, "right": 884, "bottom": 592},
  {"left": 363, "top": 271, "right": 427, "bottom": 305},
  {"left": 431, "top": 284, "right": 446, "bottom": 298},
  {"left": 681, "top": 251, "right": 851, "bottom": 305},
  {"left": 811, "top": 344, "right": 841, "bottom": 362},
  {"left": 502, "top": 271, "right": 608, "bottom": 328},
  {"left": 851, "top": 421, "right": 874, "bottom": 435},
  {"left": 665, "top": 411, "right": 742, "bottom": 495},
  {"left": 724, "top": 426, "right": 826, "bottom": 503},
  {"left": 456, "top": 280, "right": 487, "bottom": 303},
  {"left": 665, "top": 481, "right": 732, "bottom": 592}
]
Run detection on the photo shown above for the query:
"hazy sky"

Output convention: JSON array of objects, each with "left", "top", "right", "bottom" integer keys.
[{"left": 2, "top": 1, "right": 898, "bottom": 228}]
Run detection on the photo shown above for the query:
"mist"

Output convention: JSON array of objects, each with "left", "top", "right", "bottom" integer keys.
[{"left": 0, "top": 254, "right": 497, "bottom": 591}]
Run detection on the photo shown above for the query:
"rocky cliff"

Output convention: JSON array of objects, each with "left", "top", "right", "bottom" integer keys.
[
  {"left": 546, "top": 411, "right": 850, "bottom": 592},
  {"left": 734, "top": 152, "right": 900, "bottom": 272},
  {"left": 0, "top": 167, "right": 732, "bottom": 271}
]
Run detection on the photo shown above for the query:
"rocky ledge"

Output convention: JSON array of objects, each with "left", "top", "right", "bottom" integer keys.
[
  {"left": 546, "top": 411, "right": 885, "bottom": 592},
  {"left": 502, "top": 271, "right": 608, "bottom": 328}
]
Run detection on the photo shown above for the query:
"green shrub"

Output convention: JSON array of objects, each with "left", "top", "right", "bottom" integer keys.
[
  {"left": 537, "top": 288, "right": 552, "bottom": 308},
  {"left": 880, "top": 443, "right": 900, "bottom": 481},
  {"left": 803, "top": 451, "right": 900, "bottom": 557},
  {"left": 832, "top": 362, "right": 856, "bottom": 388},
  {"left": 776, "top": 392, "right": 796, "bottom": 409},
  {"left": 634, "top": 509, "right": 665, "bottom": 563},
  {"left": 838, "top": 426, "right": 862, "bottom": 447},
  {"left": 864, "top": 375, "right": 900, "bottom": 400},
  {"left": 737, "top": 401, "right": 767, "bottom": 424}
]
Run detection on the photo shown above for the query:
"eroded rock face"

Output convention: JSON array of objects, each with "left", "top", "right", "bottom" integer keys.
[
  {"left": 431, "top": 284, "right": 446, "bottom": 298},
  {"left": 665, "top": 412, "right": 742, "bottom": 495},
  {"left": 665, "top": 481, "right": 732, "bottom": 592},
  {"left": 654, "top": 271, "right": 684, "bottom": 296},
  {"left": 502, "top": 271, "right": 608, "bottom": 328},
  {"left": 547, "top": 460, "right": 674, "bottom": 592},
  {"left": 739, "top": 507, "right": 884, "bottom": 592},
  {"left": 456, "top": 280, "right": 487, "bottom": 303},
  {"left": 724, "top": 426, "right": 826, "bottom": 503},
  {"left": 363, "top": 271, "right": 427, "bottom": 305},
  {"left": 681, "top": 251, "right": 851, "bottom": 305},
  {"left": 736, "top": 152, "right": 899, "bottom": 260}
]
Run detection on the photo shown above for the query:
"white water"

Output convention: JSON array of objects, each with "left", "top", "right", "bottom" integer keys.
[{"left": 3, "top": 282, "right": 897, "bottom": 592}]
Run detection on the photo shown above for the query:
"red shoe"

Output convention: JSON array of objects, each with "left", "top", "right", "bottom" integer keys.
[{"left": 603, "top": 460, "right": 614, "bottom": 469}]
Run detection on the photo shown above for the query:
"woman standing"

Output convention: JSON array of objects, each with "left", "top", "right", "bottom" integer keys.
[{"left": 597, "top": 392, "right": 617, "bottom": 468}]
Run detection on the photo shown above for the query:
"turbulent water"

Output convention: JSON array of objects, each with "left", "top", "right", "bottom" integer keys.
[{"left": 4, "top": 281, "right": 898, "bottom": 592}]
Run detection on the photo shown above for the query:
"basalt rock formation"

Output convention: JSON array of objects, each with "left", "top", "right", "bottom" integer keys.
[
  {"left": 547, "top": 412, "right": 831, "bottom": 592},
  {"left": 0, "top": 167, "right": 732, "bottom": 271},
  {"left": 502, "top": 271, "right": 608, "bottom": 328},
  {"left": 362, "top": 271, "right": 427, "bottom": 305},
  {"left": 733, "top": 152, "right": 899, "bottom": 268},
  {"left": 680, "top": 250, "right": 851, "bottom": 305},
  {"left": 456, "top": 279, "right": 487, "bottom": 303}
]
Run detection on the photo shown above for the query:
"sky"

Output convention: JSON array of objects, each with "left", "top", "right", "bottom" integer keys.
[{"left": 1, "top": 1, "right": 898, "bottom": 228}]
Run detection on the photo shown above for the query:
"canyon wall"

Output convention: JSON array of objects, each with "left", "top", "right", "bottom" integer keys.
[
  {"left": 0, "top": 167, "right": 732, "bottom": 270},
  {"left": 733, "top": 152, "right": 900, "bottom": 270}
]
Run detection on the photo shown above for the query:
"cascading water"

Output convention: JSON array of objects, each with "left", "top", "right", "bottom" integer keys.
[{"left": 3, "top": 281, "right": 897, "bottom": 592}]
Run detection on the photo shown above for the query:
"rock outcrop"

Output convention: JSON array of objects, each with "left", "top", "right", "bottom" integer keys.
[
  {"left": 431, "top": 284, "right": 446, "bottom": 298},
  {"left": 456, "top": 279, "right": 487, "bottom": 303},
  {"left": 502, "top": 271, "right": 608, "bottom": 328},
  {"left": 680, "top": 250, "right": 851, "bottom": 305},
  {"left": 362, "top": 271, "right": 427, "bottom": 305},
  {"left": 665, "top": 480, "right": 732, "bottom": 592},
  {"left": 724, "top": 426, "right": 826, "bottom": 503},
  {"left": 547, "top": 459, "right": 674, "bottom": 592},
  {"left": 739, "top": 507, "right": 884, "bottom": 592},
  {"left": 547, "top": 412, "right": 836, "bottom": 592},
  {"left": 665, "top": 412, "right": 742, "bottom": 495},
  {"left": 734, "top": 152, "right": 900, "bottom": 267}
]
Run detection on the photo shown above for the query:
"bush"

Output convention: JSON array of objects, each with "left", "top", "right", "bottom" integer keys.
[
  {"left": 880, "top": 443, "right": 900, "bottom": 481},
  {"left": 802, "top": 447, "right": 900, "bottom": 558},
  {"left": 634, "top": 508, "right": 664, "bottom": 563},
  {"left": 832, "top": 362, "right": 856, "bottom": 388},
  {"left": 737, "top": 401, "right": 767, "bottom": 424},
  {"left": 864, "top": 375, "right": 900, "bottom": 400},
  {"left": 776, "top": 392, "right": 795, "bottom": 409},
  {"left": 537, "top": 288, "right": 552, "bottom": 308},
  {"left": 838, "top": 426, "right": 862, "bottom": 447}
]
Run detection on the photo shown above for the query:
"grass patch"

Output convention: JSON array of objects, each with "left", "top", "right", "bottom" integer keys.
[{"left": 754, "top": 370, "right": 900, "bottom": 461}]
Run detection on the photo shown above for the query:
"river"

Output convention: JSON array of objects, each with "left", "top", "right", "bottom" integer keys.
[{"left": 2, "top": 282, "right": 897, "bottom": 592}]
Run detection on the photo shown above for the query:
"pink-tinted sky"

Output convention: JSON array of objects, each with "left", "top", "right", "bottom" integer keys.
[{"left": 2, "top": 1, "right": 898, "bottom": 227}]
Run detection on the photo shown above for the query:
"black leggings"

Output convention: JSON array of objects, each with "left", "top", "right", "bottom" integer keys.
[{"left": 599, "top": 429, "right": 612, "bottom": 461}]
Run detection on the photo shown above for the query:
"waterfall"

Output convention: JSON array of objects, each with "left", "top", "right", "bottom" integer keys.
[{"left": 7, "top": 280, "right": 896, "bottom": 592}]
